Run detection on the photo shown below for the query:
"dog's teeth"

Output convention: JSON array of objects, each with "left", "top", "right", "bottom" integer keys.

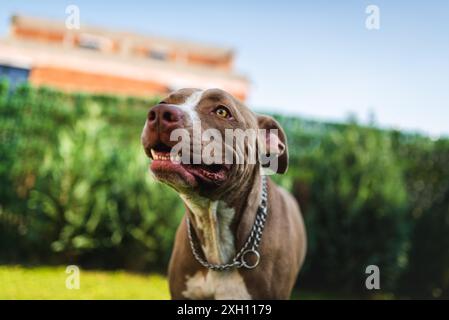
[{"left": 151, "top": 151, "right": 177, "bottom": 161}]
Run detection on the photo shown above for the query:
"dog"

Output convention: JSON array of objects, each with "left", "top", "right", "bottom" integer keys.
[{"left": 141, "top": 88, "right": 306, "bottom": 299}]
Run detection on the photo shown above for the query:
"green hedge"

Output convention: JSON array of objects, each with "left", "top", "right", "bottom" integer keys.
[
  {"left": 0, "top": 82, "right": 448, "bottom": 298},
  {"left": 0, "top": 82, "right": 183, "bottom": 271}
]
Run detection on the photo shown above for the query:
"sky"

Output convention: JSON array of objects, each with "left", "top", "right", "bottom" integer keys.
[{"left": 0, "top": 0, "right": 448, "bottom": 136}]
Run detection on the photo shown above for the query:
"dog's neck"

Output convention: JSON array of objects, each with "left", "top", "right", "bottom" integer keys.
[{"left": 180, "top": 170, "right": 262, "bottom": 265}]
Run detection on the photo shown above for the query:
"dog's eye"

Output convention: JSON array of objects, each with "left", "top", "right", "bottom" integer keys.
[{"left": 214, "top": 106, "right": 231, "bottom": 119}]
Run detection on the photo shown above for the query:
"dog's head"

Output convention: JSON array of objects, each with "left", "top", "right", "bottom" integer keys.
[{"left": 141, "top": 88, "right": 288, "bottom": 198}]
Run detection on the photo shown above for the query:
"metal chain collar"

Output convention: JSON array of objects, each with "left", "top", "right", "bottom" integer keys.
[{"left": 186, "top": 175, "right": 268, "bottom": 271}]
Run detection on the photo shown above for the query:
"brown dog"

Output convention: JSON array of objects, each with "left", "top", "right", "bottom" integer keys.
[{"left": 141, "top": 88, "right": 306, "bottom": 299}]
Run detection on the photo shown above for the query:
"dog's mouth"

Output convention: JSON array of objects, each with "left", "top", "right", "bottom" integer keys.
[{"left": 145, "top": 143, "right": 230, "bottom": 187}]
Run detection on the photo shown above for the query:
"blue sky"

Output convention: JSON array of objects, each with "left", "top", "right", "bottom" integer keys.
[{"left": 1, "top": 0, "right": 448, "bottom": 136}]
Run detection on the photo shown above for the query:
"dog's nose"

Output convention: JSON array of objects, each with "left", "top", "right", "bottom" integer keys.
[
  {"left": 143, "top": 104, "right": 185, "bottom": 149},
  {"left": 147, "top": 104, "right": 184, "bottom": 130}
]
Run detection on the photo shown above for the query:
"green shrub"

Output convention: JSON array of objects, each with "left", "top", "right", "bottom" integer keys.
[
  {"left": 0, "top": 85, "right": 183, "bottom": 270},
  {"left": 288, "top": 123, "right": 410, "bottom": 293},
  {"left": 394, "top": 136, "right": 449, "bottom": 298}
]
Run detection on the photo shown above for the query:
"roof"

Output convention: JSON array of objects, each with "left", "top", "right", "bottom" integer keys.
[{"left": 11, "top": 14, "right": 234, "bottom": 59}]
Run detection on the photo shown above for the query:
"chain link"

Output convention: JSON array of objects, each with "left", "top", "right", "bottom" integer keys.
[{"left": 186, "top": 175, "right": 268, "bottom": 271}]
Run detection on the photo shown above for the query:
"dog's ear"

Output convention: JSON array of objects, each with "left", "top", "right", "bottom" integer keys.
[{"left": 257, "top": 114, "right": 289, "bottom": 174}]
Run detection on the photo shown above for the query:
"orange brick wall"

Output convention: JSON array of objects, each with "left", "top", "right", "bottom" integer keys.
[
  {"left": 29, "top": 66, "right": 247, "bottom": 101},
  {"left": 13, "top": 26, "right": 65, "bottom": 43},
  {"left": 30, "top": 67, "right": 169, "bottom": 97}
]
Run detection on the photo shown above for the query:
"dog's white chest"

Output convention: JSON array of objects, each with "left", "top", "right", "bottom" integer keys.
[
  {"left": 179, "top": 197, "right": 251, "bottom": 299},
  {"left": 182, "top": 270, "right": 252, "bottom": 300}
]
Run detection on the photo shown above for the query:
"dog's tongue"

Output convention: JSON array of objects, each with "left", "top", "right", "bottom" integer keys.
[{"left": 183, "top": 164, "right": 227, "bottom": 183}]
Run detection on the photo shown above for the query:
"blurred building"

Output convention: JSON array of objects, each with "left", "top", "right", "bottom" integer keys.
[{"left": 0, "top": 15, "right": 249, "bottom": 100}]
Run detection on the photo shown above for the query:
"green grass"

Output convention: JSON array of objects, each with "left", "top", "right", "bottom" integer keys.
[
  {"left": 0, "top": 266, "right": 170, "bottom": 300},
  {"left": 0, "top": 265, "right": 391, "bottom": 299}
]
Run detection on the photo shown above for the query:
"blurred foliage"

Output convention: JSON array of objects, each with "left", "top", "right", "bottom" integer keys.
[
  {"left": 0, "top": 83, "right": 448, "bottom": 298},
  {"left": 393, "top": 135, "right": 449, "bottom": 298},
  {"left": 293, "top": 123, "right": 409, "bottom": 293},
  {"left": 0, "top": 83, "right": 183, "bottom": 271}
]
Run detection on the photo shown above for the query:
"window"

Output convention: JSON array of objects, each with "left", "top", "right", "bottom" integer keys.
[
  {"left": 78, "top": 33, "right": 113, "bottom": 51},
  {"left": 0, "top": 64, "right": 30, "bottom": 90},
  {"left": 148, "top": 49, "right": 168, "bottom": 61}
]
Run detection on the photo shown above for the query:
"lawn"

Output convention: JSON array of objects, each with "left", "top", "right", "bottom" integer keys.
[
  {"left": 0, "top": 265, "right": 170, "bottom": 299},
  {"left": 0, "top": 265, "right": 387, "bottom": 299}
]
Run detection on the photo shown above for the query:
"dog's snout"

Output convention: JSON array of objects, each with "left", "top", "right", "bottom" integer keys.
[
  {"left": 148, "top": 104, "right": 184, "bottom": 127},
  {"left": 143, "top": 104, "right": 185, "bottom": 150}
]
